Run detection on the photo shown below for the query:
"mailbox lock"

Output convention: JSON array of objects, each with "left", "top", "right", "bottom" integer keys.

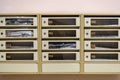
[
  {"left": 0, "top": 20, "right": 3, "bottom": 23},
  {"left": 44, "top": 44, "right": 46, "bottom": 47},
  {"left": 1, "top": 44, "right": 3, "bottom": 47},
  {"left": 1, "top": 32, "right": 3, "bottom": 35}
]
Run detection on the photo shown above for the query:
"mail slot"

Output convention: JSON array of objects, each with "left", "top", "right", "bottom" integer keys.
[
  {"left": 0, "top": 16, "right": 37, "bottom": 26},
  {"left": 85, "top": 29, "right": 120, "bottom": 38},
  {"left": 0, "top": 29, "right": 37, "bottom": 38},
  {"left": 0, "top": 40, "right": 37, "bottom": 50},
  {"left": 85, "top": 52, "right": 120, "bottom": 61},
  {"left": 42, "top": 52, "right": 80, "bottom": 61},
  {"left": 85, "top": 17, "right": 120, "bottom": 27},
  {"left": 0, "top": 52, "right": 37, "bottom": 61},
  {"left": 42, "top": 17, "right": 80, "bottom": 26},
  {"left": 42, "top": 29, "right": 80, "bottom": 38},
  {"left": 42, "top": 40, "right": 80, "bottom": 50},
  {"left": 85, "top": 41, "right": 120, "bottom": 50}
]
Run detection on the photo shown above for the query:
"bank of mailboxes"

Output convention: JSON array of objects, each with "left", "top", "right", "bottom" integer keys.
[
  {"left": 1, "top": 15, "right": 120, "bottom": 73},
  {"left": 84, "top": 16, "right": 120, "bottom": 73},
  {"left": 42, "top": 16, "right": 80, "bottom": 72},
  {"left": 0, "top": 15, "right": 38, "bottom": 73}
]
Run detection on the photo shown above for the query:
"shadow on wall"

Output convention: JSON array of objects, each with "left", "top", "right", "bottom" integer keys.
[{"left": 0, "top": 74, "right": 119, "bottom": 80}]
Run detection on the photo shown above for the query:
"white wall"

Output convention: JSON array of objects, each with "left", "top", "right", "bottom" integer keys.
[{"left": 0, "top": 0, "right": 120, "bottom": 14}]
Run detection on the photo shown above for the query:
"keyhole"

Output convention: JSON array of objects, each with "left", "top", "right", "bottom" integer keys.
[
  {"left": 44, "top": 21, "right": 46, "bottom": 23},
  {"left": 1, "top": 20, "right": 3, "bottom": 23},
  {"left": 86, "top": 21, "right": 89, "bottom": 23},
  {"left": 44, "top": 32, "right": 46, "bottom": 35},
  {"left": 86, "top": 55, "right": 88, "bottom": 58},
  {"left": 86, "top": 33, "right": 88, "bottom": 35},
  {"left": 44, "top": 44, "right": 46, "bottom": 47},
  {"left": 1, "top": 55, "right": 4, "bottom": 58},
  {"left": 44, "top": 56, "right": 46, "bottom": 58},
  {"left": 1, "top": 44, "right": 3, "bottom": 47},
  {"left": 1, "top": 32, "right": 3, "bottom": 35},
  {"left": 86, "top": 44, "right": 88, "bottom": 46}
]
